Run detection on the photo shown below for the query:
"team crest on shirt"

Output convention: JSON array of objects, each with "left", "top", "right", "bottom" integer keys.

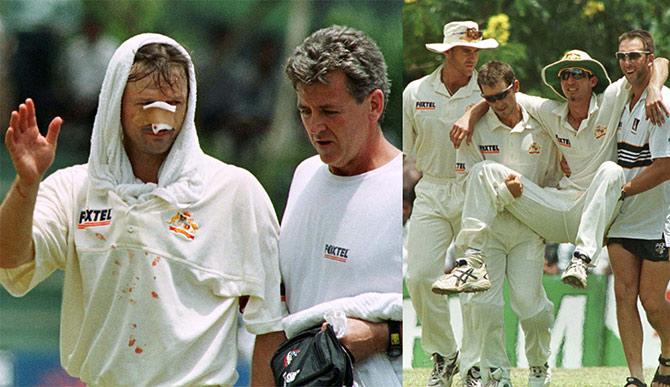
[
  {"left": 528, "top": 142, "right": 541, "bottom": 154},
  {"left": 167, "top": 211, "right": 199, "bottom": 240},
  {"left": 415, "top": 101, "right": 437, "bottom": 110},
  {"left": 594, "top": 125, "right": 607, "bottom": 139}
]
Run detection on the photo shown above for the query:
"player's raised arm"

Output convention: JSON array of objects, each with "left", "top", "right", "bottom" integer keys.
[{"left": 0, "top": 98, "right": 62, "bottom": 268}]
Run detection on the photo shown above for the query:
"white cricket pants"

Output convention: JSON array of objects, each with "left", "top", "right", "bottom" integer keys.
[
  {"left": 459, "top": 213, "right": 554, "bottom": 379},
  {"left": 456, "top": 160, "right": 624, "bottom": 265},
  {"left": 406, "top": 176, "right": 465, "bottom": 356}
]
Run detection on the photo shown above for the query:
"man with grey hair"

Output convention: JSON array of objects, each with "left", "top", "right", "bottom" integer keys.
[{"left": 276, "top": 25, "right": 403, "bottom": 386}]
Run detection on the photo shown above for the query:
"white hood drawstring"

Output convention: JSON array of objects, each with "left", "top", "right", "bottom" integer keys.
[{"left": 87, "top": 33, "right": 204, "bottom": 208}]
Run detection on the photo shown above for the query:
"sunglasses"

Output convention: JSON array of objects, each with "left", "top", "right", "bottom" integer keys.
[
  {"left": 481, "top": 82, "right": 514, "bottom": 103},
  {"left": 558, "top": 67, "right": 592, "bottom": 81},
  {"left": 615, "top": 50, "right": 650, "bottom": 61}
]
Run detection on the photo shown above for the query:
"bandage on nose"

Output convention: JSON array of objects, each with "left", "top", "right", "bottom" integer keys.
[{"left": 142, "top": 101, "right": 178, "bottom": 134}]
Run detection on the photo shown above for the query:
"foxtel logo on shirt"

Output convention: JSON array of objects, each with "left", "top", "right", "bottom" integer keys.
[
  {"left": 479, "top": 145, "right": 500, "bottom": 154},
  {"left": 455, "top": 162, "right": 466, "bottom": 173},
  {"left": 415, "top": 101, "right": 436, "bottom": 110},
  {"left": 528, "top": 142, "right": 541, "bottom": 154},
  {"left": 555, "top": 134, "right": 572, "bottom": 148},
  {"left": 323, "top": 244, "right": 350, "bottom": 263},
  {"left": 78, "top": 208, "right": 113, "bottom": 229}
]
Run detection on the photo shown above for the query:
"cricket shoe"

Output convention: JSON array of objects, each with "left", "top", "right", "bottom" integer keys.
[
  {"left": 484, "top": 367, "right": 512, "bottom": 387},
  {"left": 432, "top": 254, "right": 490, "bottom": 294},
  {"left": 528, "top": 363, "right": 551, "bottom": 387},
  {"left": 561, "top": 252, "right": 590, "bottom": 289},
  {"left": 463, "top": 366, "right": 482, "bottom": 387},
  {"left": 426, "top": 351, "right": 459, "bottom": 387}
]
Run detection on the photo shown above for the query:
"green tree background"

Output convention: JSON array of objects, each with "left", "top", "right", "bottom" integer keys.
[{"left": 403, "top": 0, "right": 670, "bottom": 96}]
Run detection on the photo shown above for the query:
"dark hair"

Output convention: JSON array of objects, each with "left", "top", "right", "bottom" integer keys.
[
  {"left": 477, "top": 60, "right": 515, "bottom": 88},
  {"left": 128, "top": 43, "right": 190, "bottom": 91},
  {"left": 618, "top": 29, "right": 655, "bottom": 54},
  {"left": 285, "top": 25, "right": 390, "bottom": 120}
]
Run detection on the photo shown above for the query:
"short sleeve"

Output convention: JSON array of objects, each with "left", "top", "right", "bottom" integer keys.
[{"left": 0, "top": 168, "right": 74, "bottom": 296}]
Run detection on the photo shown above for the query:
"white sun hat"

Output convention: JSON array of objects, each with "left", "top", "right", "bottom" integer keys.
[{"left": 425, "top": 21, "right": 499, "bottom": 53}]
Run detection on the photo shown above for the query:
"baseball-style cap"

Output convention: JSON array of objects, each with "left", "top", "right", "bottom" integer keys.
[
  {"left": 542, "top": 49, "right": 611, "bottom": 99},
  {"left": 425, "top": 21, "right": 499, "bottom": 54}
]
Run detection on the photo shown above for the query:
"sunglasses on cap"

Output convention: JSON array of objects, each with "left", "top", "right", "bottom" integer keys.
[
  {"left": 615, "top": 50, "right": 650, "bottom": 61},
  {"left": 558, "top": 67, "right": 592, "bottom": 81},
  {"left": 481, "top": 82, "right": 514, "bottom": 103}
]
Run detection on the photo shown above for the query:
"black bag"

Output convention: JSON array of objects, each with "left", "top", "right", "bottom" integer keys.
[{"left": 271, "top": 324, "right": 355, "bottom": 386}]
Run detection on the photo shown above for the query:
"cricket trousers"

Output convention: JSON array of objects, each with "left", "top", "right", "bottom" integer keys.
[
  {"left": 406, "top": 175, "right": 465, "bottom": 356},
  {"left": 459, "top": 212, "right": 553, "bottom": 381},
  {"left": 456, "top": 160, "right": 624, "bottom": 265}
]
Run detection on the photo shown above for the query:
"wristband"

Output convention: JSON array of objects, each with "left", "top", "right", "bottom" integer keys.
[{"left": 387, "top": 320, "right": 402, "bottom": 358}]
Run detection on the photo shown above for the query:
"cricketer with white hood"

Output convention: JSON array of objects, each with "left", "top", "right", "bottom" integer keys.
[{"left": 0, "top": 33, "right": 285, "bottom": 386}]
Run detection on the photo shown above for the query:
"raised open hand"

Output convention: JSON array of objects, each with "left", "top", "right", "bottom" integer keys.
[{"left": 4, "top": 99, "right": 62, "bottom": 186}]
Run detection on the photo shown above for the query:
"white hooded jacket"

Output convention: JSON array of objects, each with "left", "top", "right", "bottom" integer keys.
[{"left": 88, "top": 33, "right": 204, "bottom": 208}]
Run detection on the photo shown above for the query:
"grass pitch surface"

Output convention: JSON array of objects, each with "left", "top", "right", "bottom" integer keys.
[{"left": 403, "top": 367, "right": 657, "bottom": 386}]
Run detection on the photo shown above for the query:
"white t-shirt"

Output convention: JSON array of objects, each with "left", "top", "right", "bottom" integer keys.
[
  {"left": 279, "top": 154, "right": 402, "bottom": 386},
  {"left": 609, "top": 87, "right": 670, "bottom": 239},
  {"left": 403, "top": 65, "right": 482, "bottom": 178},
  {"left": 0, "top": 156, "right": 284, "bottom": 386}
]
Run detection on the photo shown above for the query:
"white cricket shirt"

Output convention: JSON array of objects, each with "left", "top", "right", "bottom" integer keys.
[
  {"left": 403, "top": 65, "right": 482, "bottom": 178},
  {"left": 0, "top": 156, "right": 284, "bottom": 386}
]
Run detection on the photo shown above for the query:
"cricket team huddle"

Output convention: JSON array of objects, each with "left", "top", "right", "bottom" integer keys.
[{"left": 403, "top": 21, "right": 670, "bottom": 387}]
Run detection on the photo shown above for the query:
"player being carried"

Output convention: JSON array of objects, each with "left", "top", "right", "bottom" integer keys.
[{"left": 432, "top": 49, "right": 668, "bottom": 294}]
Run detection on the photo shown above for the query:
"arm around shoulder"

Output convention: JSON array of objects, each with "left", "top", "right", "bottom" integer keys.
[{"left": 645, "top": 57, "right": 670, "bottom": 124}]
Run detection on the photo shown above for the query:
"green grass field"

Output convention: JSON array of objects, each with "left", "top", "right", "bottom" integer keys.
[{"left": 404, "top": 367, "right": 658, "bottom": 386}]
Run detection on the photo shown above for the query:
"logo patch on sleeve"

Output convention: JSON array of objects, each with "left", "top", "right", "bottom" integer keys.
[{"left": 167, "top": 211, "right": 199, "bottom": 240}]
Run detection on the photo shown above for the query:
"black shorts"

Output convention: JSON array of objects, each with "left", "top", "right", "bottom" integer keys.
[{"left": 607, "top": 236, "right": 669, "bottom": 262}]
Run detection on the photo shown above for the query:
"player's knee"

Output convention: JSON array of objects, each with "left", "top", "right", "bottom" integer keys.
[
  {"left": 639, "top": 289, "right": 666, "bottom": 318},
  {"left": 596, "top": 161, "right": 625, "bottom": 184},
  {"left": 614, "top": 280, "right": 639, "bottom": 304}
]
